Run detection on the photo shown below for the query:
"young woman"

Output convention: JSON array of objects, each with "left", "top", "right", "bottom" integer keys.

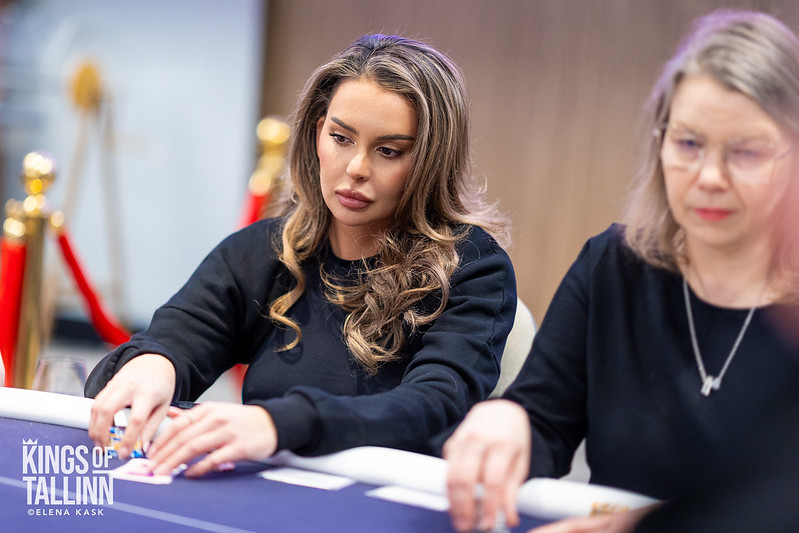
[
  {"left": 445, "top": 10, "right": 799, "bottom": 533},
  {"left": 85, "top": 34, "right": 516, "bottom": 478}
]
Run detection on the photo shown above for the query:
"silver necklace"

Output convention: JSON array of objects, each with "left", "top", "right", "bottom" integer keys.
[{"left": 682, "top": 278, "right": 760, "bottom": 397}]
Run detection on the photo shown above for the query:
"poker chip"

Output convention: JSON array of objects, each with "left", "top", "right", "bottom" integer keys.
[{"left": 107, "top": 426, "right": 146, "bottom": 458}]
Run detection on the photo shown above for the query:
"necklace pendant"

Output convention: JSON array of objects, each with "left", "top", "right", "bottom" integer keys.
[
  {"left": 701, "top": 376, "right": 720, "bottom": 397},
  {"left": 701, "top": 376, "right": 715, "bottom": 396},
  {"left": 684, "top": 277, "right": 758, "bottom": 400}
]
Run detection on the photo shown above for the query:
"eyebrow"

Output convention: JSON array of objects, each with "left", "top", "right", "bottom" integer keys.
[
  {"left": 330, "top": 116, "right": 415, "bottom": 142},
  {"left": 670, "top": 122, "right": 775, "bottom": 143}
]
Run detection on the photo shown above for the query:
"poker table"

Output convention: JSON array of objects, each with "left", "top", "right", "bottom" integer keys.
[{"left": 0, "top": 388, "right": 656, "bottom": 533}]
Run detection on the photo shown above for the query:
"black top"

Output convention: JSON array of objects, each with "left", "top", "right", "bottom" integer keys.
[
  {"left": 85, "top": 218, "right": 517, "bottom": 456},
  {"left": 504, "top": 224, "right": 799, "bottom": 499},
  {"left": 636, "top": 311, "right": 799, "bottom": 532},
  {"left": 635, "top": 390, "right": 799, "bottom": 532}
]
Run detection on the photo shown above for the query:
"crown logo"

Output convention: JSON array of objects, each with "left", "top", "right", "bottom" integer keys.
[{"left": 22, "top": 439, "right": 38, "bottom": 445}]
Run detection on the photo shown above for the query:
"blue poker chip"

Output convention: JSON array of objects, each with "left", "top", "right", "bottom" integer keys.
[{"left": 107, "top": 425, "right": 145, "bottom": 458}]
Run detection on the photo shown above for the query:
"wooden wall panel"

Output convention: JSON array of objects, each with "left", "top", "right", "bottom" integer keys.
[{"left": 260, "top": 0, "right": 799, "bottom": 322}]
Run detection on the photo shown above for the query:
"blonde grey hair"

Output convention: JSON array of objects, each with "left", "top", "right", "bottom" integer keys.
[{"left": 623, "top": 9, "right": 799, "bottom": 293}]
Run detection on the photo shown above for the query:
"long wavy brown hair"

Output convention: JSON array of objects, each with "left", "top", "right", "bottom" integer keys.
[
  {"left": 622, "top": 9, "right": 799, "bottom": 303},
  {"left": 267, "top": 34, "right": 510, "bottom": 373}
]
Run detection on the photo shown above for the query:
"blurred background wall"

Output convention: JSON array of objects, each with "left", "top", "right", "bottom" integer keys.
[
  {"left": 259, "top": 0, "right": 799, "bottom": 325},
  {"left": 1, "top": 0, "right": 796, "bottom": 333}
]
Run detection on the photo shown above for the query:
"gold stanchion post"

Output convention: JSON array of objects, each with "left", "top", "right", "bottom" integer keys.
[
  {"left": 252, "top": 116, "right": 290, "bottom": 218},
  {"left": 13, "top": 152, "right": 57, "bottom": 388}
]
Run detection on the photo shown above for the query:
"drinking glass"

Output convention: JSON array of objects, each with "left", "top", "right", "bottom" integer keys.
[{"left": 32, "top": 356, "right": 88, "bottom": 395}]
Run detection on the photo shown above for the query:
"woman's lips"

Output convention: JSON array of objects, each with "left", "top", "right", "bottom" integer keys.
[
  {"left": 694, "top": 207, "right": 733, "bottom": 221},
  {"left": 336, "top": 190, "right": 372, "bottom": 209}
]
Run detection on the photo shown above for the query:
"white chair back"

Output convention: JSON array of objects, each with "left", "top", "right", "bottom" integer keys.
[{"left": 490, "top": 298, "right": 536, "bottom": 398}]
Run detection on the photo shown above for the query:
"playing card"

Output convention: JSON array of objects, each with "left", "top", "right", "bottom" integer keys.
[
  {"left": 257, "top": 466, "right": 355, "bottom": 490},
  {"left": 110, "top": 458, "right": 187, "bottom": 485}
]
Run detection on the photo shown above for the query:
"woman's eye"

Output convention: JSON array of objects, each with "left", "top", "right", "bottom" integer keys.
[
  {"left": 377, "top": 146, "right": 402, "bottom": 157},
  {"left": 329, "top": 133, "right": 350, "bottom": 144},
  {"left": 729, "top": 147, "right": 768, "bottom": 166},
  {"left": 676, "top": 138, "right": 702, "bottom": 152}
]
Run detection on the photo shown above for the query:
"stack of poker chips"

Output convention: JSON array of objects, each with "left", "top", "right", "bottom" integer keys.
[{"left": 107, "top": 426, "right": 145, "bottom": 459}]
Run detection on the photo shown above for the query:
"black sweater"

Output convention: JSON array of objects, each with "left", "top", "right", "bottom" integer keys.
[
  {"left": 85, "top": 218, "right": 517, "bottom": 456},
  {"left": 504, "top": 224, "right": 799, "bottom": 499}
]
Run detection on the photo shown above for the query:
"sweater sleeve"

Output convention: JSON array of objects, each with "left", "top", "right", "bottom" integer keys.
[
  {"left": 84, "top": 220, "right": 282, "bottom": 401},
  {"left": 503, "top": 226, "right": 616, "bottom": 479},
  {"left": 251, "top": 228, "right": 517, "bottom": 456}
]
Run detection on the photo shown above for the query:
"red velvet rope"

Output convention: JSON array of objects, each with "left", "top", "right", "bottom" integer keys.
[
  {"left": 0, "top": 238, "right": 27, "bottom": 386},
  {"left": 238, "top": 190, "right": 270, "bottom": 228},
  {"left": 56, "top": 230, "right": 130, "bottom": 346}
]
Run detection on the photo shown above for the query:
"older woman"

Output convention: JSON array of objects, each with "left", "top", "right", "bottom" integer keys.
[
  {"left": 85, "top": 34, "right": 516, "bottom": 478},
  {"left": 445, "top": 9, "right": 799, "bottom": 533}
]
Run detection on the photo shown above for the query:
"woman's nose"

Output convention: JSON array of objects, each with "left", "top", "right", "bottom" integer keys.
[{"left": 346, "top": 150, "right": 371, "bottom": 181}]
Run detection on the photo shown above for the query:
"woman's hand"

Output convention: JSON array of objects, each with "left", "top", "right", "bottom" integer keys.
[
  {"left": 527, "top": 507, "right": 653, "bottom": 533},
  {"left": 147, "top": 402, "right": 278, "bottom": 477},
  {"left": 88, "top": 353, "right": 176, "bottom": 457},
  {"left": 444, "top": 399, "right": 532, "bottom": 532}
]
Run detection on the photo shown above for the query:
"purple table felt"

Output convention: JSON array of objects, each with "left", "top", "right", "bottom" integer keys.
[{"left": 0, "top": 417, "right": 549, "bottom": 532}]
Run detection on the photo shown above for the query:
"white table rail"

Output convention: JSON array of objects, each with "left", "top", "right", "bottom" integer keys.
[{"left": 0, "top": 387, "right": 659, "bottom": 519}]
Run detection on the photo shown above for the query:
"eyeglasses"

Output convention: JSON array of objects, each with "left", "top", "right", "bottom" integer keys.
[{"left": 656, "top": 124, "right": 793, "bottom": 184}]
